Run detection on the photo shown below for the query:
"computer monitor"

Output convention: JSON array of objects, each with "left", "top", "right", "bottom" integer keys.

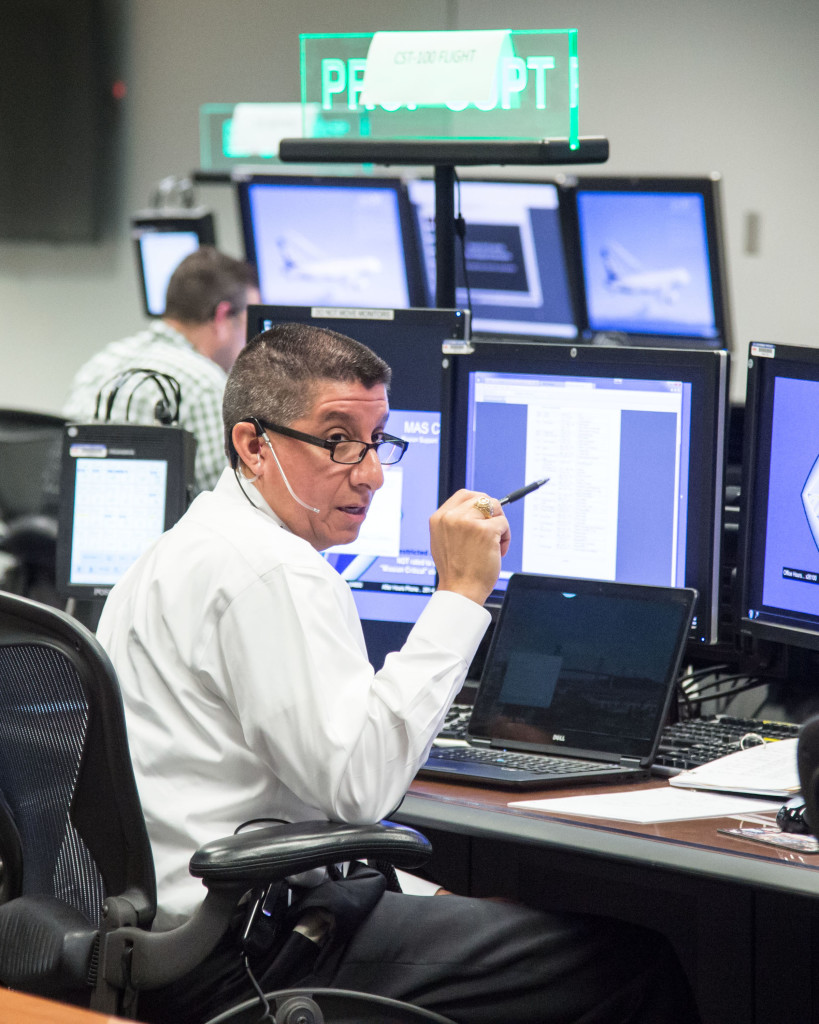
[
  {"left": 441, "top": 340, "right": 729, "bottom": 645},
  {"left": 406, "top": 178, "right": 578, "bottom": 339},
  {"left": 55, "top": 423, "right": 196, "bottom": 601},
  {"left": 247, "top": 304, "right": 470, "bottom": 668},
  {"left": 738, "top": 342, "right": 819, "bottom": 652},
  {"left": 0, "top": 410, "right": 66, "bottom": 521},
  {"left": 564, "top": 175, "right": 732, "bottom": 348},
  {"left": 236, "top": 174, "right": 423, "bottom": 309},
  {"left": 130, "top": 209, "right": 216, "bottom": 317}
]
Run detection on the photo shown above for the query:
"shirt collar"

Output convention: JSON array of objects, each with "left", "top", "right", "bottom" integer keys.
[
  {"left": 216, "top": 466, "right": 288, "bottom": 529},
  {"left": 149, "top": 319, "right": 196, "bottom": 352}
]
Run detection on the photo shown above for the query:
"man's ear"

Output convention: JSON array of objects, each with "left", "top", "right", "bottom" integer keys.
[
  {"left": 232, "top": 421, "right": 261, "bottom": 469},
  {"left": 212, "top": 299, "right": 234, "bottom": 326}
]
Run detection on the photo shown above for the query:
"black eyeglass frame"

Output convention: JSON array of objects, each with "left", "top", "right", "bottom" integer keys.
[{"left": 245, "top": 417, "right": 409, "bottom": 466}]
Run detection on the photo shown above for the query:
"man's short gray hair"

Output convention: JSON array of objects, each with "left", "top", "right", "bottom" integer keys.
[{"left": 223, "top": 323, "right": 391, "bottom": 467}]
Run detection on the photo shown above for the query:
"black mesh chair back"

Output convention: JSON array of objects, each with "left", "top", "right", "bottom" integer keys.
[
  {"left": 0, "top": 593, "right": 446, "bottom": 1022},
  {"left": 0, "top": 592, "right": 156, "bottom": 929}
]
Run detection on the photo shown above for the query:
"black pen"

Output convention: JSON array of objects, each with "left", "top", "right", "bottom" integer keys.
[{"left": 498, "top": 477, "right": 550, "bottom": 506}]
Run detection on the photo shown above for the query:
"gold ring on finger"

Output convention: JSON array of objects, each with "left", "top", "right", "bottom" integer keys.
[{"left": 473, "top": 496, "right": 493, "bottom": 519}]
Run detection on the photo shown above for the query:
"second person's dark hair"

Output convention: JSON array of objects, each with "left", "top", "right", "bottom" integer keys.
[{"left": 164, "top": 247, "right": 258, "bottom": 323}]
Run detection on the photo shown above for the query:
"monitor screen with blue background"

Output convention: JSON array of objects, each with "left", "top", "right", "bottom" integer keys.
[
  {"left": 740, "top": 342, "right": 819, "bottom": 652},
  {"left": 567, "top": 176, "right": 731, "bottom": 349},
  {"left": 237, "top": 175, "right": 422, "bottom": 310}
]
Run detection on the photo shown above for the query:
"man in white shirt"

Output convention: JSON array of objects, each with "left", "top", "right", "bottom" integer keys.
[
  {"left": 63, "top": 247, "right": 260, "bottom": 494},
  {"left": 98, "top": 324, "right": 699, "bottom": 1024}
]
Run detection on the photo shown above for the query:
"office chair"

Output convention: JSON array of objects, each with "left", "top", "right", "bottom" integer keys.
[
  {"left": 0, "top": 592, "right": 451, "bottom": 1024},
  {"left": 0, "top": 409, "right": 67, "bottom": 605}
]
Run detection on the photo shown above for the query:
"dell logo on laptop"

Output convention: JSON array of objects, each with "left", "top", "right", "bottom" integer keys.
[{"left": 552, "top": 734, "right": 566, "bottom": 743}]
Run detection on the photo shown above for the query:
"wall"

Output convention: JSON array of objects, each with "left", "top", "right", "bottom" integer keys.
[
  {"left": 453, "top": 0, "right": 819, "bottom": 403},
  {"left": 0, "top": 0, "right": 816, "bottom": 411}
]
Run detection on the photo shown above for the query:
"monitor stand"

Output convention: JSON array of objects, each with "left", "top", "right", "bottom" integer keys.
[{"left": 66, "top": 597, "right": 104, "bottom": 633}]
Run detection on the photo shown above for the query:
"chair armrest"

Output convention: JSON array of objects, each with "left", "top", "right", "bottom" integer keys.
[
  {"left": 0, "top": 895, "right": 98, "bottom": 996},
  {"left": 189, "top": 819, "right": 431, "bottom": 886}
]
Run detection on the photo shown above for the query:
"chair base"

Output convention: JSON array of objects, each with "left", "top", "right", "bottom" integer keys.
[{"left": 203, "top": 987, "right": 457, "bottom": 1024}]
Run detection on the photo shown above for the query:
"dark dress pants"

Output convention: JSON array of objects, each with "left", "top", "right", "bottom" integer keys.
[
  {"left": 139, "top": 888, "right": 700, "bottom": 1024},
  {"left": 300, "top": 891, "right": 700, "bottom": 1024}
]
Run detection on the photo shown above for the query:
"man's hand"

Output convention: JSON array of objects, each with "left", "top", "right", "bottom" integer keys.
[{"left": 429, "top": 489, "right": 511, "bottom": 606}]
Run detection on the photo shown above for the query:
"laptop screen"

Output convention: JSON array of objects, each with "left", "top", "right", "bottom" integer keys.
[{"left": 468, "top": 574, "right": 695, "bottom": 762}]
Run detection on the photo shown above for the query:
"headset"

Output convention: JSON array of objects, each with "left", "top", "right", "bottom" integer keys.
[
  {"left": 94, "top": 368, "right": 182, "bottom": 426},
  {"left": 231, "top": 416, "right": 321, "bottom": 514}
]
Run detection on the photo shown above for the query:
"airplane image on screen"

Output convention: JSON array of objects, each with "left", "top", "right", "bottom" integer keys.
[
  {"left": 600, "top": 240, "right": 691, "bottom": 304},
  {"left": 802, "top": 454, "right": 819, "bottom": 551},
  {"left": 276, "top": 232, "right": 382, "bottom": 290}
]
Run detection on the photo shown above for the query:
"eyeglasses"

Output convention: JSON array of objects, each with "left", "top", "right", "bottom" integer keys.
[{"left": 247, "top": 418, "right": 408, "bottom": 466}]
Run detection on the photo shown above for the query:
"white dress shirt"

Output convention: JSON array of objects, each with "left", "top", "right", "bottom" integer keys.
[{"left": 97, "top": 467, "right": 489, "bottom": 929}]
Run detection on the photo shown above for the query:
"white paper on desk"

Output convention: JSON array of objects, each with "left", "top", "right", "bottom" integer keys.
[
  {"left": 668, "top": 737, "right": 799, "bottom": 798},
  {"left": 508, "top": 787, "right": 780, "bottom": 823}
]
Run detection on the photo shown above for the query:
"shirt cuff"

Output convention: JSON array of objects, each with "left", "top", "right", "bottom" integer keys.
[{"left": 412, "top": 589, "right": 491, "bottom": 666}]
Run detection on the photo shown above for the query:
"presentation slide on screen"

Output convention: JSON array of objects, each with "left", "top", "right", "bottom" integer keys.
[
  {"left": 577, "top": 191, "right": 716, "bottom": 338},
  {"left": 465, "top": 372, "right": 691, "bottom": 589},
  {"left": 407, "top": 180, "right": 576, "bottom": 337},
  {"left": 759, "top": 376, "right": 819, "bottom": 617}
]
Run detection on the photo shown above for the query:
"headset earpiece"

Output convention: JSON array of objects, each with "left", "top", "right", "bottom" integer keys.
[{"left": 154, "top": 399, "right": 173, "bottom": 425}]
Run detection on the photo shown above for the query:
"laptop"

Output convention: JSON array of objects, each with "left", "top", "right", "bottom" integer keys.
[{"left": 419, "top": 574, "right": 696, "bottom": 789}]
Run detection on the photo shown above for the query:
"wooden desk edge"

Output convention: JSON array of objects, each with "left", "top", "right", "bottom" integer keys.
[
  {"left": 0, "top": 988, "right": 128, "bottom": 1023},
  {"left": 398, "top": 780, "right": 819, "bottom": 899}
]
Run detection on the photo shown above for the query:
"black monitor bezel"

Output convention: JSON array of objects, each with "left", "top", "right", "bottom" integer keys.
[
  {"left": 247, "top": 303, "right": 470, "bottom": 350},
  {"left": 234, "top": 173, "right": 426, "bottom": 309},
  {"left": 440, "top": 339, "right": 730, "bottom": 645},
  {"left": 55, "top": 423, "right": 196, "bottom": 601},
  {"left": 560, "top": 174, "right": 732, "bottom": 350},
  {"left": 406, "top": 174, "right": 583, "bottom": 341},
  {"left": 130, "top": 209, "right": 216, "bottom": 317},
  {"left": 738, "top": 342, "right": 819, "bottom": 652}
]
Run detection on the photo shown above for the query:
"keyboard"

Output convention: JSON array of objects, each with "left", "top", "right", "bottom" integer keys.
[
  {"left": 436, "top": 706, "right": 801, "bottom": 777},
  {"left": 652, "top": 715, "right": 800, "bottom": 776},
  {"left": 427, "top": 746, "right": 614, "bottom": 776},
  {"left": 437, "top": 703, "right": 473, "bottom": 740}
]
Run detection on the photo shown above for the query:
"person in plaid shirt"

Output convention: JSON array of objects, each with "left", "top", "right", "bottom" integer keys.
[{"left": 63, "top": 247, "right": 259, "bottom": 494}]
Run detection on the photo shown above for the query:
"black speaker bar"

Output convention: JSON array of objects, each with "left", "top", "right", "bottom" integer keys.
[{"left": 277, "top": 136, "right": 609, "bottom": 167}]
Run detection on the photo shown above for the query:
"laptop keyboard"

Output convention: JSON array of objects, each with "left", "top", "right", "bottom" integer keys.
[
  {"left": 437, "top": 706, "right": 802, "bottom": 776},
  {"left": 428, "top": 746, "right": 612, "bottom": 776}
]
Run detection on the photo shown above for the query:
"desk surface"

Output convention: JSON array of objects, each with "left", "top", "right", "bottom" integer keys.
[
  {"left": 0, "top": 988, "right": 126, "bottom": 1023},
  {"left": 398, "top": 776, "right": 819, "bottom": 1023},
  {"left": 398, "top": 776, "right": 819, "bottom": 898}
]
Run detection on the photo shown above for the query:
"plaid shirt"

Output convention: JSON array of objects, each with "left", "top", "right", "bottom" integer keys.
[{"left": 62, "top": 321, "right": 228, "bottom": 494}]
